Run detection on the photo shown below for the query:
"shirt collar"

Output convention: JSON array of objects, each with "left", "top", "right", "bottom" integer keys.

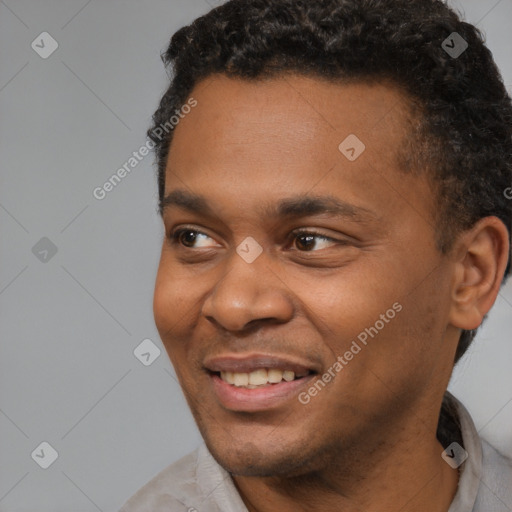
[{"left": 446, "top": 391, "right": 483, "bottom": 511}]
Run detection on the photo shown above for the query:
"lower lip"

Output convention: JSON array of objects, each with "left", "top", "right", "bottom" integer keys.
[{"left": 209, "top": 373, "right": 316, "bottom": 412}]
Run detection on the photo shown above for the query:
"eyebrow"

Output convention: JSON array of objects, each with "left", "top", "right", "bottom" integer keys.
[{"left": 159, "top": 189, "right": 377, "bottom": 222}]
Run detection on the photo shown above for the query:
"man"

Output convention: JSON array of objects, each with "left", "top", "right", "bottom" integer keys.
[{"left": 120, "top": 0, "right": 512, "bottom": 510}]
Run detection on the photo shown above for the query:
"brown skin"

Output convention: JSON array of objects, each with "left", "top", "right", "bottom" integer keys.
[{"left": 153, "top": 74, "right": 510, "bottom": 512}]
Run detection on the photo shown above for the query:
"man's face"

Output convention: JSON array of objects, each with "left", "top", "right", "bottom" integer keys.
[{"left": 153, "top": 74, "right": 458, "bottom": 477}]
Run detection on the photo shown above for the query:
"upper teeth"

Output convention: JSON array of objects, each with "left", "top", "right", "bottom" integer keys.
[{"left": 220, "top": 369, "right": 301, "bottom": 387}]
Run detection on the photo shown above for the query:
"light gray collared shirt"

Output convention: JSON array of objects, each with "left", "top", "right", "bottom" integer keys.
[{"left": 119, "top": 393, "right": 512, "bottom": 511}]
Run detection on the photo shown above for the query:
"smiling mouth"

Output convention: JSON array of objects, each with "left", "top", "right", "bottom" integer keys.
[{"left": 211, "top": 368, "right": 314, "bottom": 389}]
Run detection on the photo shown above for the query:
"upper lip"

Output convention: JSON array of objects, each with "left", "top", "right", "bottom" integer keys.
[{"left": 203, "top": 353, "right": 319, "bottom": 375}]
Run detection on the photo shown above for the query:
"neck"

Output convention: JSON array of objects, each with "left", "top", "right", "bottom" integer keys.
[{"left": 232, "top": 397, "right": 459, "bottom": 512}]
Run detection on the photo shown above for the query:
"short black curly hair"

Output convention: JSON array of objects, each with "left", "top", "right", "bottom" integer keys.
[{"left": 149, "top": 0, "right": 512, "bottom": 364}]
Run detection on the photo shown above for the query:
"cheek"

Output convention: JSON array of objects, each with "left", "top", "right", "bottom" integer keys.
[
  {"left": 152, "top": 255, "right": 210, "bottom": 369},
  {"left": 299, "top": 264, "right": 400, "bottom": 342},
  {"left": 153, "top": 263, "right": 173, "bottom": 332},
  {"left": 300, "top": 254, "right": 446, "bottom": 382},
  {"left": 356, "top": 271, "right": 452, "bottom": 388},
  {"left": 152, "top": 257, "right": 194, "bottom": 338},
  {"left": 153, "top": 272, "right": 190, "bottom": 376}
]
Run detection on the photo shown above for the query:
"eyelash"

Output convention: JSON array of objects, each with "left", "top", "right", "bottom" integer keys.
[{"left": 169, "top": 227, "right": 344, "bottom": 251}]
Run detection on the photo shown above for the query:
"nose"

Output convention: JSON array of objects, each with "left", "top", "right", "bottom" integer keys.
[{"left": 201, "top": 250, "right": 294, "bottom": 332}]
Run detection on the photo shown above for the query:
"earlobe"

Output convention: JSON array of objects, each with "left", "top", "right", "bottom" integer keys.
[{"left": 448, "top": 216, "right": 510, "bottom": 331}]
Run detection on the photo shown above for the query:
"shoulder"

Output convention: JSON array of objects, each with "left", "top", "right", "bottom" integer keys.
[
  {"left": 446, "top": 392, "right": 512, "bottom": 512},
  {"left": 118, "top": 444, "right": 248, "bottom": 512},
  {"left": 118, "top": 448, "right": 202, "bottom": 512},
  {"left": 474, "top": 438, "right": 512, "bottom": 511}
]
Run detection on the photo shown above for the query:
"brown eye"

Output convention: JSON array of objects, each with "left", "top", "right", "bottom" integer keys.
[
  {"left": 291, "top": 231, "right": 338, "bottom": 252},
  {"left": 295, "top": 234, "right": 317, "bottom": 251},
  {"left": 170, "top": 227, "right": 218, "bottom": 249},
  {"left": 177, "top": 229, "right": 199, "bottom": 247}
]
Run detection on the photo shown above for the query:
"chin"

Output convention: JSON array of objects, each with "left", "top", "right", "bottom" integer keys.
[{"left": 203, "top": 434, "right": 319, "bottom": 478}]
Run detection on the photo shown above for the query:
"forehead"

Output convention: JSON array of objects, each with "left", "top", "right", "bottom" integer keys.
[
  {"left": 167, "top": 73, "right": 413, "bottom": 169},
  {"left": 164, "top": 73, "right": 432, "bottom": 224}
]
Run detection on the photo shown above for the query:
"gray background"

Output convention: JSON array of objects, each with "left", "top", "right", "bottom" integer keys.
[{"left": 0, "top": 0, "right": 511, "bottom": 511}]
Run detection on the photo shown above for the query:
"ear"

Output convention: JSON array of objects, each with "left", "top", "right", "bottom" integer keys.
[{"left": 449, "top": 216, "right": 510, "bottom": 331}]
